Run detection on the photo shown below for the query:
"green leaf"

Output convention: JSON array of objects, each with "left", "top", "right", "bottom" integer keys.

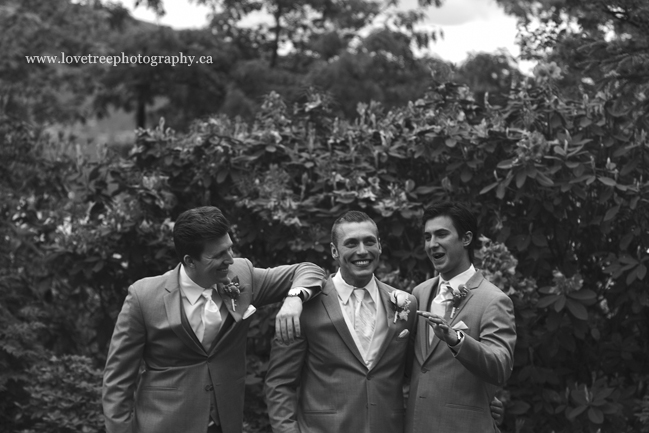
[
  {"left": 637, "top": 264, "right": 647, "bottom": 280},
  {"left": 603, "top": 205, "right": 619, "bottom": 221},
  {"left": 566, "top": 299, "right": 588, "bottom": 320},
  {"left": 508, "top": 400, "right": 530, "bottom": 415},
  {"left": 537, "top": 294, "right": 560, "bottom": 308},
  {"left": 567, "top": 405, "right": 588, "bottom": 420},
  {"left": 515, "top": 169, "right": 527, "bottom": 188},
  {"left": 536, "top": 172, "right": 554, "bottom": 186},
  {"left": 598, "top": 177, "right": 616, "bottom": 187},
  {"left": 588, "top": 407, "right": 604, "bottom": 424},
  {"left": 445, "top": 138, "right": 457, "bottom": 147},
  {"left": 567, "top": 289, "right": 597, "bottom": 301},
  {"left": 479, "top": 181, "right": 499, "bottom": 195}
]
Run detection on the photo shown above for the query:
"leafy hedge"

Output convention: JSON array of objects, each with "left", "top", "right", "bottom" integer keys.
[{"left": 1, "top": 69, "right": 647, "bottom": 432}]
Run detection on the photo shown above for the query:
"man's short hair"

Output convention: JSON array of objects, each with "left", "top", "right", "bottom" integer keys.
[
  {"left": 173, "top": 206, "right": 230, "bottom": 264},
  {"left": 331, "top": 211, "right": 378, "bottom": 246},
  {"left": 422, "top": 201, "right": 479, "bottom": 263}
]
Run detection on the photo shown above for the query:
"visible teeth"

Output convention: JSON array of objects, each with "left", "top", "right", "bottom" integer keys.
[{"left": 355, "top": 260, "right": 370, "bottom": 265}]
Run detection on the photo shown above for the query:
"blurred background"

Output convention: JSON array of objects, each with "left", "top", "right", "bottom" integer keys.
[{"left": 1, "top": 0, "right": 648, "bottom": 432}]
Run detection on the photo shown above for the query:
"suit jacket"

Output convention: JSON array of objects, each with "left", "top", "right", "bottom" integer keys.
[
  {"left": 405, "top": 271, "right": 516, "bottom": 433},
  {"left": 264, "top": 276, "right": 418, "bottom": 433},
  {"left": 102, "top": 258, "right": 325, "bottom": 433}
]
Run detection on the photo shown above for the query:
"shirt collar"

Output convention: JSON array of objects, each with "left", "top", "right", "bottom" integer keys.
[
  {"left": 180, "top": 265, "right": 211, "bottom": 305},
  {"left": 441, "top": 264, "right": 476, "bottom": 292},
  {"left": 332, "top": 271, "right": 379, "bottom": 306}
]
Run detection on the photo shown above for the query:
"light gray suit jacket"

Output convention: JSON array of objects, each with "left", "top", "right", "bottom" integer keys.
[
  {"left": 405, "top": 271, "right": 516, "bottom": 433},
  {"left": 102, "top": 258, "right": 324, "bottom": 433},
  {"left": 265, "top": 277, "right": 418, "bottom": 433}
]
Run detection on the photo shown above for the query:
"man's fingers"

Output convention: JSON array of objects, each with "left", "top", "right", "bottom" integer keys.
[{"left": 293, "top": 316, "right": 301, "bottom": 338}]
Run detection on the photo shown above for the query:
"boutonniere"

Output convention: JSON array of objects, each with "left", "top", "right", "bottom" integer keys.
[
  {"left": 221, "top": 276, "right": 241, "bottom": 310},
  {"left": 450, "top": 284, "right": 469, "bottom": 319},
  {"left": 389, "top": 290, "right": 412, "bottom": 323}
]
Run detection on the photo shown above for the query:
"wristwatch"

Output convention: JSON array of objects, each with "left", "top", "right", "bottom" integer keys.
[{"left": 286, "top": 290, "right": 306, "bottom": 302}]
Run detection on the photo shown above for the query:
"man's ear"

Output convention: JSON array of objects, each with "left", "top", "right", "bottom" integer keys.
[
  {"left": 183, "top": 255, "right": 195, "bottom": 268},
  {"left": 331, "top": 243, "right": 339, "bottom": 259},
  {"left": 462, "top": 231, "right": 473, "bottom": 248}
]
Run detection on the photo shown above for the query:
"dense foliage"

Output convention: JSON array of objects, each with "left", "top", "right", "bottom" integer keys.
[{"left": 2, "top": 59, "right": 648, "bottom": 432}]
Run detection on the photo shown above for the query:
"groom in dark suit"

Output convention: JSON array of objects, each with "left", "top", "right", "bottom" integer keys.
[{"left": 102, "top": 206, "right": 325, "bottom": 433}]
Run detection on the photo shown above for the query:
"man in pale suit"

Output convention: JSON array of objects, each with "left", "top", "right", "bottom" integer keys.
[
  {"left": 406, "top": 201, "right": 516, "bottom": 433},
  {"left": 264, "top": 211, "right": 418, "bottom": 433},
  {"left": 102, "top": 206, "right": 325, "bottom": 433}
]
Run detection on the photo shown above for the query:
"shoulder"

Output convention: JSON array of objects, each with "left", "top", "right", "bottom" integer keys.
[
  {"left": 412, "top": 277, "right": 437, "bottom": 299},
  {"left": 471, "top": 271, "right": 514, "bottom": 307}
]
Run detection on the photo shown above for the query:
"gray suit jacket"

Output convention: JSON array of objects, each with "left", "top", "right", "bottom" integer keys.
[
  {"left": 265, "top": 277, "right": 418, "bottom": 433},
  {"left": 405, "top": 271, "right": 516, "bottom": 433},
  {"left": 102, "top": 258, "right": 324, "bottom": 433}
]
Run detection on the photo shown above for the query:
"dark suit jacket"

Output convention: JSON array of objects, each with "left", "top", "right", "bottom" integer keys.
[
  {"left": 102, "top": 258, "right": 324, "bottom": 433},
  {"left": 264, "top": 276, "right": 418, "bottom": 433},
  {"left": 405, "top": 271, "right": 516, "bottom": 433}
]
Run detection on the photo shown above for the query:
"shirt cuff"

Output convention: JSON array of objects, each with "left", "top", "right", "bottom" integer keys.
[
  {"left": 449, "top": 330, "right": 465, "bottom": 355},
  {"left": 288, "top": 287, "right": 313, "bottom": 302}
]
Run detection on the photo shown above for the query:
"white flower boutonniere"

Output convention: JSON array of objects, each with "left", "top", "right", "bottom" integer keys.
[
  {"left": 390, "top": 290, "right": 412, "bottom": 323},
  {"left": 450, "top": 284, "right": 470, "bottom": 319},
  {"left": 221, "top": 276, "right": 241, "bottom": 310}
]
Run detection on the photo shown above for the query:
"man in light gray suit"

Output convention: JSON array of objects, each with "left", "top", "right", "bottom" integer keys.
[
  {"left": 264, "top": 211, "right": 418, "bottom": 433},
  {"left": 102, "top": 206, "right": 325, "bottom": 433},
  {"left": 407, "top": 201, "right": 516, "bottom": 433}
]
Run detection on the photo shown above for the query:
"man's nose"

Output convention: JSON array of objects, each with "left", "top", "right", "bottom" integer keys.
[{"left": 357, "top": 243, "right": 368, "bottom": 254}]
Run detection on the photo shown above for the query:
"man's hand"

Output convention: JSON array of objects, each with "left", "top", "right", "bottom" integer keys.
[
  {"left": 275, "top": 296, "right": 303, "bottom": 344},
  {"left": 490, "top": 396, "right": 504, "bottom": 422},
  {"left": 416, "top": 311, "right": 459, "bottom": 346}
]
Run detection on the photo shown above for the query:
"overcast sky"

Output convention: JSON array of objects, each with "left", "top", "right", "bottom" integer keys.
[{"left": 122, "top": 0, "right": 530, "bottom": 70}]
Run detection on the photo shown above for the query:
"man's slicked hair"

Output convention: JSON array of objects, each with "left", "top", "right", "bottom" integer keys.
[
  {"left": 173, "top": 206, "right": 230, "bottom": 264},
  {"left": 331, "top": 211, "right": 378, "bottom": 246},
  {"left": 422, "top": 201, "right": 479, "bottom": 263}
]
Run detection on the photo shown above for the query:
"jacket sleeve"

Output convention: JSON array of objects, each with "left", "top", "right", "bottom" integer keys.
[
  {"left": 454, "top": 292, "right": 516, "bottom": 386},
  {"left": 102, "top": 286, "right": 145, "bottom": 433},
  {"left": 245, "top": 260, "right": 326, "bottom": 306},
  {"left": 264, "top": 335, "right": 308, "bottom": 433}
]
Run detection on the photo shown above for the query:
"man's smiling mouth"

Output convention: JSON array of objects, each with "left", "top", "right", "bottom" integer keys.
[{"left": 353, "top": 259, "right": 372, "bottom": 266}]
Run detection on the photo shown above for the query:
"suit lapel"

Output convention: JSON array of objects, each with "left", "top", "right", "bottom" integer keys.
[
  {"left": 164, "top": 265, "right": 205, "bottom": 356},
  {"left": 210, "top": 279, "right": 253, "bottom": 354},
  {"left": 448, "top": 271, "right": 482, "bottom": 326},
  {"left": 321, "top": 278, "right": 367, "bottom": 367},
  {"left": 415, "top": 277, "right": 439, "bottom": 366},
  {"left": 369, "top": 282, "right": 399, "bottom": 370}
]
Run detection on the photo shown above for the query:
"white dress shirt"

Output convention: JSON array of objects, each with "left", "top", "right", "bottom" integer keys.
[
  {"left": 179, "top": 265, "right": 224, "bottom": 341},
  {"left": 430, "top": 264, "right": 476, "bottom": 353},
  {"left": 332, "top": 271, "right": 388, "bottom": 367}
]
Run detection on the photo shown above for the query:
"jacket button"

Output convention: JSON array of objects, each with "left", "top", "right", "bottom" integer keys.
[
  {"left": 421, "top": 368, "right": 428, "bottom": 373},
  {"left": 205, "top": 384, "right": 214, "bottom": 391}
]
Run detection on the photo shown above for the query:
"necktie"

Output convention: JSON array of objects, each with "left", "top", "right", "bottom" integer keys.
[
  {"left": 353, "top": 288, "right": 376, "bottom": 356},
  {"left": 200, "top": 289, "right": 222, "bottom": 350},
  {"left": 429, "top": 282, "right": 454, "bottom": 345}
]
